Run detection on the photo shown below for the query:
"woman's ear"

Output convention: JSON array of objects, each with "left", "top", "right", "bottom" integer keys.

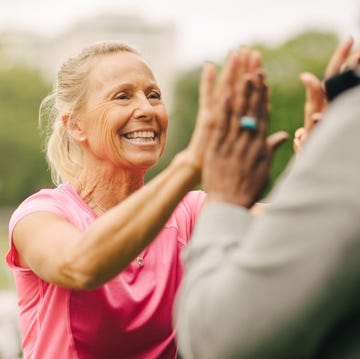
[{"left": 61, "top": 113, "right": 86, "bottom": 143}]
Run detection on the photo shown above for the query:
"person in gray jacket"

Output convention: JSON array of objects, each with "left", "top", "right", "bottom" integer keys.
[{"left": 174, "top": 48, "right": 360, "bottom": 358}]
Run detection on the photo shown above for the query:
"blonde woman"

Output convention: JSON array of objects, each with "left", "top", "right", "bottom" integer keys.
[{"left": 6, "top": 42, "right": 276, "bottom": 358}]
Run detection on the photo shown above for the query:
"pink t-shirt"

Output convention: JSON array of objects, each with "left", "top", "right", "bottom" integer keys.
[{"left": 6, "top": 183, "right": 206, "bottom": 359}]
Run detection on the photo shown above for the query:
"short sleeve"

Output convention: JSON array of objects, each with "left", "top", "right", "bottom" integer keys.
[{"left": 6, "top": 189, "right": 66, "bottom": 269}]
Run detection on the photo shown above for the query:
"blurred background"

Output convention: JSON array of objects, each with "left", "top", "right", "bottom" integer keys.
[{"left": 0, "top": 0, "right": 359, "bottom": 357}]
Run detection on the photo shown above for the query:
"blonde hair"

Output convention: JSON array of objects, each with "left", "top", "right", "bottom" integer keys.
[{"left": 39, "top": 41, "right": 140, "bottom": 185}]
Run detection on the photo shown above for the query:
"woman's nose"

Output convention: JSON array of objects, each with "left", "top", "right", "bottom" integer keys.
[{"left": 133, "top": 94, "right": 155, "bottom": 120}]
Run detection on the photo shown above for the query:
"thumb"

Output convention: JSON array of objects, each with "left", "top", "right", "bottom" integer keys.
[{"left": 266, "top": 131, "right": 289, "bottom": 157}]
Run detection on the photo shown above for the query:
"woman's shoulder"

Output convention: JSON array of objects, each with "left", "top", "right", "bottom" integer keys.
[
  {"left": 9, "top": 183, "right": 79, "bottom": 229},
  {"left": 13, "top": 183, "right": 72, "bottom": 210}
]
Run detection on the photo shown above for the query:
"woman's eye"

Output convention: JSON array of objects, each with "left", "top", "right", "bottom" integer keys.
[
  {"left": 114, "top": 93, "right": 129, "bottom": 100},
  {"left": 148, "top": 91, "right": 161, "bottom": 100}
]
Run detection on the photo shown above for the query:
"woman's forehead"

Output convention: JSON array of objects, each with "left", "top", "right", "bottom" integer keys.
[
  {"left": 85, "top": 51, "right": 159, "bottom": 99},
  {"left": 90, "top": 52, "right": 155, "bottom": 83}
]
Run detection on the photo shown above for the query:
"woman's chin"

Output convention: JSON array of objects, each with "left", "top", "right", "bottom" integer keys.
[{"left": 125, "top": 156, "right": 161, "bottom": 173}]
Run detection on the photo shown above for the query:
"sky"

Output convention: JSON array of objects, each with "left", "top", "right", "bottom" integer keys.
[{"left": 0, "top": 0, "right": 360, "bottom": 67}]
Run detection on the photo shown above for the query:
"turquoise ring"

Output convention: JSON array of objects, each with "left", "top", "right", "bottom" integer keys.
[{"left": 239, "top": 116, "right": 257, "bottom": 130}]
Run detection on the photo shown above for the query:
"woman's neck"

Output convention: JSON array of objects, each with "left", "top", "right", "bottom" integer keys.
[{"left": 72, "top": 166, "right": 145, "bottom": 214}]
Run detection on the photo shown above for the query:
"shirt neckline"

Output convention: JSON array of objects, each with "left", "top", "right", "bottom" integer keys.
[{"left": 59, "top": 182, "right": 99, "bottom": 219}]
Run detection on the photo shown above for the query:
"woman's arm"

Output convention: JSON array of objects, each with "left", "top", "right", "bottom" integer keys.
[
  {"left": 13, "top": 152, "right": 203, "bottom": 290},
  {"left": 13, "top": 50, "right": 259, "bottom": 290}
]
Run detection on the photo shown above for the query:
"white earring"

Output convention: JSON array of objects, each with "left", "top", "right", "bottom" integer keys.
[{"left": 80, "top": 136, "right": 85, "bottom": 142}]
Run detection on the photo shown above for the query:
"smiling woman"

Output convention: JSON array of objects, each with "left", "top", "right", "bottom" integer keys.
[
  {"left": 72, "top": 49, "right": 168, "bottom": 174},
  {"left": 5, "top": 40, "right": 268, "bottom": 359},
  {"left": 6, "top": 41, "right": 201, "bottom": 359}
]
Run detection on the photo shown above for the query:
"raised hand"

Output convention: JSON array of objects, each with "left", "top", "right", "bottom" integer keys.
[
  {"left": 202, "top": 60, "right": 288, "bottom": 208},
  {"left": 184, "top": 48, "right": 263, "bottom": 183},
  {"left": 294, "top": 37, "right": 360, "bottom": 153}
]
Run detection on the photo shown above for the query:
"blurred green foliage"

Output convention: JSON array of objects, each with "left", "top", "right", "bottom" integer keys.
[
  {"left": 0, "top": 30, "right": 339, "bottom": 205},
  {"left": 0, "top": 63, "right": 51, "bottom": 205},
  {"left": 259, "top": 31, "right": 338, "bottom": 190}
]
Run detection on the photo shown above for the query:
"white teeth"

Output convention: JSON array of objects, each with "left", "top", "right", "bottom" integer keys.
[
  {"left": 123, "top": 131, "right": 157, "bottom": 143},
  {"left": 124, "top": 131, "right": 155, "bottom": 139}
]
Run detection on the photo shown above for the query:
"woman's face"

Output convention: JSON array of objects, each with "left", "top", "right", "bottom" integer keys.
[{"left": 79, "top": 51, "right": 168, "bottom": 172}]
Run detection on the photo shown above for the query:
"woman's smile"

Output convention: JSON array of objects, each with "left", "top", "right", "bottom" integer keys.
[
  {"left": 121, "top": 130, "right": 159, "bottom": 145},
  {"left": 78, "top": 51, "right": 168, "bottom": 169}
]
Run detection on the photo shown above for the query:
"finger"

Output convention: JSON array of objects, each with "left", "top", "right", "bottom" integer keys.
[
  {"left": 254, "top": 70, "right": 270, "bottom": 134},
  {"left": 233, "top": 73, "right": 266, "bottom": 159},
  {"left": 213, "top": 52, "right": 240, "bottom": 133},
  {"left": 220, "top": 77, "right": 253, "bottom": 154},
  {"left": 325, "top": 36, "right": 354, "bottom": 79},
  {"left": 237, "top": 47, "right": 251, "bottom": 77},
  {"left": 248, "top": 50, "right": 262, "bottom": 73},
  {"left": 231, "top": 76, "right": 255, "bottom": 156},
  {"left": 234, "top": 74, "right": 254, "bottom": 119},
  {"left": 299, "top": 72, "right": 326, "bottom": 130},
  {"left": 233, "top": 49, "right": 251, "bottom": 114},
  {"left": 246, "top": 71, "right": 269, "bottom": 136},
  {"left": 190, "top": 62, "right": 217, "bottom": 155},
  {"left": 199, "top": 62, "right": 217, "bottom": 110},
  {"left": 207, "top": 93, "right": 232, "bottom": 152},
  {"left": 217, "top": 51, "right": 239, "bottom": 92},
  {"left": 214, "top": 52, "right": 243, "bottom": 140},
  {"left": 345, "top": 47, "right": 360, "bottom": 69}
]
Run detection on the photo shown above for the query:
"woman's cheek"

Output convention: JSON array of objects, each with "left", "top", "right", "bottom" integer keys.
[
  {"left": 86, "top": 114, "right": 116, "bottom": 159},
  {"left": 101, "top": 123, "right": 119, "bottom": 157}
]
